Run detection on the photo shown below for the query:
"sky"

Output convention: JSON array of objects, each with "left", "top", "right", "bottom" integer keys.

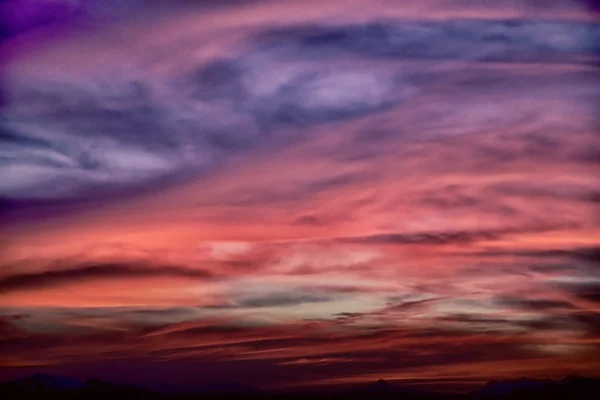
[{"left": 0, "top": 0, "right": 599, "bottom": 393}]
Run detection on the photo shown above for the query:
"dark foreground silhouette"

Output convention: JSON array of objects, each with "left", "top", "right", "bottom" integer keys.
[{"left": 1, "top": 373, "right": 599, "bottom": 400}]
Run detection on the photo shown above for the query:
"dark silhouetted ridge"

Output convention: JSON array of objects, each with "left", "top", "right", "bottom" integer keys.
[{"left": 1, "top": 374, "right": 600, "bottom": 399}]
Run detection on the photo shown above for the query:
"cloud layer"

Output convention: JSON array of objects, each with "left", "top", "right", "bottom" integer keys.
[
  {"left": 2, "top": 14, "right": 598, "bottom": 200},
  {"left": 1, "top": 0, "right": 599, "bottom": 392}
]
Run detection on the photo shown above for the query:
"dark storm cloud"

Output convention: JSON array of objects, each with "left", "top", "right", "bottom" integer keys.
[
  {"left": 0, "top": 261, "right": 217, "bottom": 293},
  {"left": 257, "top": 19, "right": 600, "bottom": 63}
]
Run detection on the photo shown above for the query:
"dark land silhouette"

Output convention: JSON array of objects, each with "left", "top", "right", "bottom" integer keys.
[{"left": 1, "top": 373, "right": 599, "bottom": 400}]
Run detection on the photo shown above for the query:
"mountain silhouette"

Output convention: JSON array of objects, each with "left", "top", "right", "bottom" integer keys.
[
  {"left": 1, "top": 373, "right": 600, "bottom": 399},
  {"left": 9, "top": 373, "right": 83, "bottom": 391},
  {"left": 476, "top": 377, "right": 551, "bottom": 397},
  {"left": 195, "top": 381, "right": 259, "bottom": 394},
  {"left": 83, "top": 378, "right": 150, "bottom": 393},
  {"left": 473, "top": 375, "right": 600, "bottom": 399}
]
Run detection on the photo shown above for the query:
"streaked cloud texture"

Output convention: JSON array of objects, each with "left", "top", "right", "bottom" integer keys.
[{"left": 1, "top": 0, "right": 599, "bottom": 392}]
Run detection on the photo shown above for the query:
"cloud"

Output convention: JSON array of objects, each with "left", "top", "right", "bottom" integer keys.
[
  {"left": 2, "top": 2, "right": 600, "bottom": 388},
  {"left": 0, "top": 319, "right": 27, "bottom": 341},
  {"left": 294, "top": 215, "right": 323, "bottom": 226},
  {"left": 257, "top": 19, "right": 600, "bottom": 63},
  {"left": 1, "top": 49, "right": 408, "bottom": 201},
  {"left": 0, "top": 261, "right": 217, "bottom": 294},
  {"left": 247, "top": 69, "right": 404, "bottom": 127},
  {"left": 236, "top": 291, "right": 333, "bottom": 308},
  {"left": 340, "top": 230, "right": 499, "bottom": 245},
  {"left": 476, "top": 246, "right": 600, "bottom": 268},
  {"left": 495, "top": 297, "right": 576, "bottom": 311},
  {"left": 223, "top": 170, "right": 379, "bottom": 207},
  {"left": 486, "top": 181, "right": 600, "bottom": 204},
  {"left": 207, "top": 284, "right": 359, "bottom": 310},
  {"left": 0, "top": 308, "right": 598, "bottom": 389},
  {"left": 562, "top": 282, "right": 600, "bottom": 304},
  {"left": 3, "top": 15, "right": 598, "bottom": 202},
  {"left": 184, "top": 52, "right": 410, "bottom": 138},
  {"left": 570, "top": 311, "right": 600, "bottom": 337},
  {"left": 385, "top": 297, "right": 441, "bottom": 311},
  {"left": 0, "top": 81, "right": 187, "bottom": 199},
  {"left": 335, "top": 225, "right": 557, "bottom": 246}
]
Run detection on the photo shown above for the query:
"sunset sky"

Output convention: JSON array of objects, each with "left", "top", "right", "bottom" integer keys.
[{"left": 1, "top": 0, "right": 599, "bottom": 392}]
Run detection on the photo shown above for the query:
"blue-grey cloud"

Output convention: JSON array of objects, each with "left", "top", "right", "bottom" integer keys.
[
  {"left": 2, "top": 17, "right": 598, "bottom": 201},
  {"left": 1, "top": 53, "right": 407, "bottom": 200},
  {"left": 0, "top": 81, "right": 188, "bottom": 199},
  {"left": 206, "top": 284, "right": 358, "bottom": 309},
  {"left": 236, "top": 291, "right": 333, "bottom": 308},
  {"left": 257, "top": 19, "right": 600, "bottom": 63}
]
